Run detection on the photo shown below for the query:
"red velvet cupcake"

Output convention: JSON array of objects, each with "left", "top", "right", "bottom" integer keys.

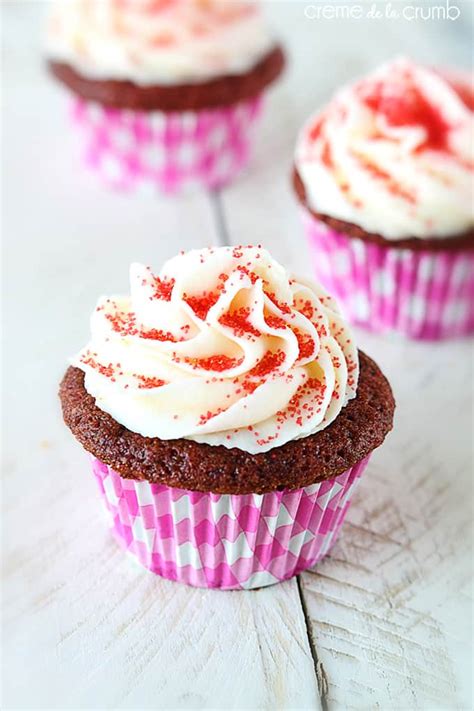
[
  {"left": 60, "top": 246, "right": 394, "bottom": 589},
  {"left": 293, "top": 58, "right": 474, "bottom": 339},
  {"left": 46, "top": 0, "right": 284, "bottom": 192}
]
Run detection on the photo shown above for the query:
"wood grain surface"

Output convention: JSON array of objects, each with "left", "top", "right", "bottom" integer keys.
[{"left": 2, "top": 2, "right": 472, "bottom": 709}]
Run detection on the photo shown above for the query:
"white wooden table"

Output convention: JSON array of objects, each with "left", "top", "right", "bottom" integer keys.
[{"left": 3, "top": 3, "right": 473, "bottom": 709}]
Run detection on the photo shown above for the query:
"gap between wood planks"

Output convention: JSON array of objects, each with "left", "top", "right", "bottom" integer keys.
[
  {"left": 297, "top": 575, "right": 329, "bottom": 711},
  {"left": 209, "top": 190, "right": 231, "bottom": 247},
  {"left": 208, "top": 188, "right": 328, "bottom": 709}
]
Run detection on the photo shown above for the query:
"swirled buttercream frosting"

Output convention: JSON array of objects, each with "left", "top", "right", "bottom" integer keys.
[
  {"left": 46, "top": 0, "right": 276, "bottom": 86},
  {"left": 73, "top": 247, "right": 359, "bottom": 454},
  {"left": 295, "top": 58, "right": 474, "bottom": 239}
]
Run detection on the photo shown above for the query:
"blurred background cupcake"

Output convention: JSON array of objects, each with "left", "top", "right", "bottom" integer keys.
[
  {"left": 293, "top": 58, "right": 473, "bottom": 340},
  {"left": 46, "top": 0, "right": 285, "bottom": 193}
]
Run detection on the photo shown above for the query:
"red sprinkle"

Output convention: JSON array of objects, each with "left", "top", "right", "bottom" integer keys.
[
  {"left": 355, "top": 154, "right": 416, "bottom": 203},
  {"left": 266, "top": 291, "right": 292, "bottom": 315},
  {"left": 183, "top": 274, "right": 228, "bottom": 320},
  {"left": 198, "top": 408, "right": 224, "bottom": 425},
  {"left": 360, "top": 74, "right": 453, "bottom": 154},
  {"left": 249, "top": 350, "right": 285, "bottom": 378},
  {"left": 106, "top": 311, "right": 177, "bottom": 342},
  {"left": 296, "top": 299, "right": 315, "bottom": 321},
  {"left": 153, "top": 276, "right": 175, "bottom": 301},
  {"left": 275, "top": 377, "right": 327, "bottom": 432},
  {"left": 135, "top": 375, "right": 166, "bottom": 389},
  {"left": 237, "top": 265, "right": 260, "bottom": 284},
  {"left": 80, "top": 353, "right": 116, "bottom": 379},
  {"left": 141, "top": 327, "right": 178, "bottom": 341},
  {"left": 219, "top": 307, "right": 261, "bottom": 338},
  {"left": 183, "top": 354, "right": 244, "bottom": 372},
  {"left": 294, "top": 330, "right": 316, "bottom": 360},
  {"left": 241, "top": 379, "right": 261, "bottom": 395},
  {"left": 265, "top": 313, "right": 287, "bottom": 330},
  {"left": 183, "top": 292, "right": 220, "bottom": 320}
]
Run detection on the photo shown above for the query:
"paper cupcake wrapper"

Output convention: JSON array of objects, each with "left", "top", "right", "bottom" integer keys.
[
  {"left": 91, "top": 455, "right": 369, "bottom": 590},
  {"left": 302, "top": 209, "right": 474, "bottom": 340},
  {"left": 70, "top": 96, "right": 263, "bottom": 193}
]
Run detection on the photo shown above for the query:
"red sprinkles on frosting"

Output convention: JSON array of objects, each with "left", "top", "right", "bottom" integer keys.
[
  {"left": 80, "top": 352, "right": 118, "bottom": 380},
  {"left": 219, "top": 307, "right": 261, "bottom": 338},
  {"left": 277, "top": 377, "right": 327, "bottom": 426},
  {"left": 181, "top": 354, "right": 244, "bottom": 372},
  {"left": 236, "top": 265, "right": 260, "bottom": 284},
  {"left": 346, "top": 356, "right": 358, "bottom": 389},
  {"left": 83, "top": 246, "right": 358, "bottom": 450},
  {"left": 249, "top": 350, "right": 286, "bottom": 378},
  {"left": 265, "top": 291, "right": 292, "bottom": 315},
  {"left": 183, "top": 273, "right": 228, "bottom": 320},
  {"left": 183, "top": 292, "right": 220, "bottom": 320},
  {"left": 296, "top": 299, "right": 314, "bottom": 320},
  {"left": 294, "top": 329, "right": 316, "bottom": 360},
  {"left": 153, "top": 275, "right": 175, "bottom": 301},
  {"left": 360, "top": 74, "right": 453, "bottom": 154},
  {"left": 264, "top": 313, "right": 287, "bottom": 329},
  {"left": 295, "top": 298, "right": 328, "bottom": 337},
  {"left": 354, "top": 154, "right": 416, "bottom": 203},
  {"left": 134, "top": 375, "right": 166, "bottom": 389},
  {"left": 105, "top": 310, "right": 178, "bottom": 342},
  {"left": 198, "top": 408, "right": 224, "bottom": 426}
]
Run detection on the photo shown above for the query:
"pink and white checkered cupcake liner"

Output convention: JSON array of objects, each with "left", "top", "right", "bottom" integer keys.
[
  {"left": 71, "top": 96, "right": 263, "bottom": 193},
  {"left": 91, "top": 455, "right": 369, "bottom": 590},
  {"left": 302, "top": 210, "right": 474, "bottom": 340}
]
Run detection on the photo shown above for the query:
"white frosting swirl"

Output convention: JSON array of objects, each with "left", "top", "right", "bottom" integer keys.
[
  {"left": 295, "top": 58, "right": 474, "bottom": 239},
  {"left": 73, "top": 247, "right": 359, "bottom": 454},
  {"left": 46, "top": 0, "right": 276, "bottom": 85}
]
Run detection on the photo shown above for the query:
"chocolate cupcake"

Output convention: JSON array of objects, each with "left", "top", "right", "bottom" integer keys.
[
  {"left": 293, "top": 58, "right": 474, "bottom": 339},
  {"left": 60, "top": 246, "right": 394, "bottom": 589},
  {"left": 46, "top": 0, "right": 285, "bottom": 192}
]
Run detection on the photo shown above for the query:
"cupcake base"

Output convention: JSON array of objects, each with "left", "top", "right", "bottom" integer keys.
[
  {"left": 71, "top": 96, "right": 263, "bottom": 193},
  {"left": 91, "top": 455, "right": 369, "bottom": 590},
  {"left": 303, "top": 210, "right": 474, "bottom": 340}
]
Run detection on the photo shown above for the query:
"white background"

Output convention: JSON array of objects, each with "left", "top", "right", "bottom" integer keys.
[{"left": 2, "top": 2, "right": 473, "bottom": 709}]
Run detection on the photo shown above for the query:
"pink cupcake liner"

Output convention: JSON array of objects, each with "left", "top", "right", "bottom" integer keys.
[
  {"left": 70, "top": 96, "right": 264, "bottom": 193},
  {"left": 91, "top": 455, "right": 369, "bottom": 590},
  {"left": 302, "top": 209, "right": 474, "bottom": 340}
]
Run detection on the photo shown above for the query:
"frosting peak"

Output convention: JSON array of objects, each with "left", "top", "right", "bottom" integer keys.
[
  {"left": 295, "top": 58, "right": 474, "bottom": 239},
  {"left": 46, "top": 0, "right": 276, "bottom": 85},
  {"left": 73, "top": 246, "right": 359, "bottom": 454}
]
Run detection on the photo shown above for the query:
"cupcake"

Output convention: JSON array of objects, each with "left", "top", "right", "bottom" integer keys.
[
  {"left": 46, "top": 0, "right": 284, "bottom": 192},
  {"left": 293, "top": 58, "right": 474, "bottom": 340},
  {"left": 59, "top": 245, "right": 394, "bottom": 589}
]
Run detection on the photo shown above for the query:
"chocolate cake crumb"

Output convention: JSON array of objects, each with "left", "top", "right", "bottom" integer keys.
[
  {"left": 59, "top": 351, "right": 395, "bottom": 494},
  {"left": 49, "top": 46, "right": 285, "bottom": 112}
]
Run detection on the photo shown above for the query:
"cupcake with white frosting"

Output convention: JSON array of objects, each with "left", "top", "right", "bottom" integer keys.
[
  {"left": 59, "top": 245, "right": 394, "bottom": 589},
  {"left": 293, "top": 58, "right": 474, "bottom": 339},
  {"left": 46, "top": 0, "right": 285, "bottom": 192}
]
